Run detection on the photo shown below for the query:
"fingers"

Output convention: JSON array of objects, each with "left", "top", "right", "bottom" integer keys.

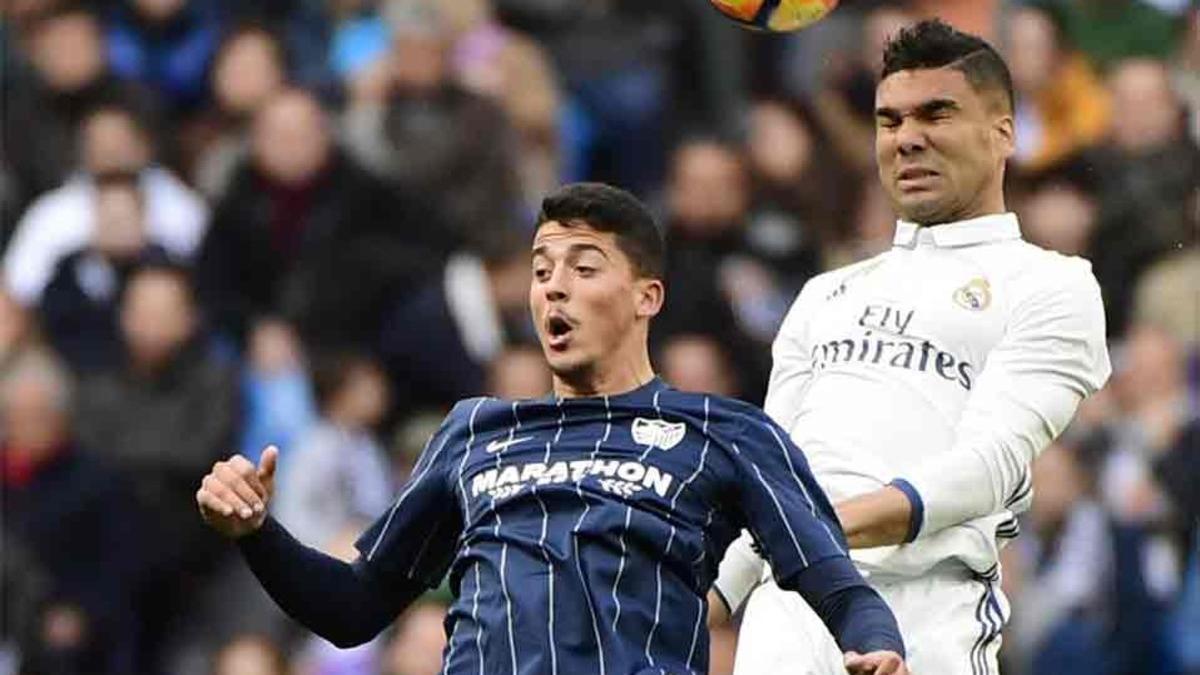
[
  {"left": 257, "top": 445, "right": 279, "bottom": 484},
  {"left": 202, "top": 470, "right": 257, "bottom": 519},
  {"left": 214, "top": 461, "right": 265, "bottom": 516},
  {"left": 196, "top": 483, "right": 236, "bottom": 519},
  {"left": 228, "top": 454, "right": 268, "bottom": 499}
]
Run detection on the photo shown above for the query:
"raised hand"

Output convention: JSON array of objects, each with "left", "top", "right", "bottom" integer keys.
[{"left": 197, "top": 446, "right": 278, "bottom": 538}]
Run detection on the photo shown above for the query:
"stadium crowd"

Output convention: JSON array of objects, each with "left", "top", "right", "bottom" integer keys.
[{"left": 0, "top": 0, "right": 1196, "bottom": 673}]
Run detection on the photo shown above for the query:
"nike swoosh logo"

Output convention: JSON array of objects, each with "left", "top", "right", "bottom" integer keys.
[{"left": 485, "top": 436, "right": 533, "bottom": 454}]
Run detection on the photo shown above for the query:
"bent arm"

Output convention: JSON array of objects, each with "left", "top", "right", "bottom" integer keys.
[
  {"left": 238, "top": 517, "right": 421, "bottom": 647},
  {"left": 783, "top": 557, "right": 905, "bottom": 657},
  {"left": 864, "top": 268, "right": 1111, "bottom": 545},
  {"left": 710, "top": 530, "right": 766, "bottom": 624}
]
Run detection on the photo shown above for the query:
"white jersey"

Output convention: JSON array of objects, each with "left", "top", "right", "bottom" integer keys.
[{"left": 716, "top": 213, "right": 1111, "bottom": 609}]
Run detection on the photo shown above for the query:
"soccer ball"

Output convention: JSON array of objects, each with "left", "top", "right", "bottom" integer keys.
[{"left": 709, "top": 0, "right": 838, "bottom": 32}]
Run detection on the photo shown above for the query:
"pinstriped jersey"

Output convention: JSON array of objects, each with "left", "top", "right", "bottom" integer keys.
[{"left": 355, "top": 378, "right": 848, "bottom": 675}]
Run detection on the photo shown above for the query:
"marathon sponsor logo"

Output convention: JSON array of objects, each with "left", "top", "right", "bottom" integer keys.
[
  {"left": 814, "top": 333, "right": 975, "bottom": 391},
  {"left": 471, "top": 459, "right": 675, "bottom": 500}
]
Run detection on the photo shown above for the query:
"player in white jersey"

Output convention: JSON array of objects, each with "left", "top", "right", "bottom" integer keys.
[{"left": 708, "top": 19, "right": 1112, "bottom": 675}]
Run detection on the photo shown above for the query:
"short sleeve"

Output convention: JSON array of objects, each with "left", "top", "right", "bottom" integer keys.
[
  {"left": 354, "top": 409, "right": 464, "bottom": 589},
  {"left": 726, "top": 411, "right": 849, "bottom": 586}
]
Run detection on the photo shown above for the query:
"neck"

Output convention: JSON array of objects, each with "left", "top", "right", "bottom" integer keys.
[{"left": 552, "top": 353, "right": 655, "bottom": 399}]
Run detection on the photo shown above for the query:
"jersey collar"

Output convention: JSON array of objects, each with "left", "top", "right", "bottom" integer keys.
[{"left": 892, "top": 212, "right": 1022, "bottom": 249}]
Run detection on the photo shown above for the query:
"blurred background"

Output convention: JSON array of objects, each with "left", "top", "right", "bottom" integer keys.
[{"left": 0, "top": 0, "right": 1196, "bottom": 673}]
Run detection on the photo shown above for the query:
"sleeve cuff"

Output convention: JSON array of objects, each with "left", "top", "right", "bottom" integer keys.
[{"left": 888, "top": 479, "right": 924, "bottom": 543}]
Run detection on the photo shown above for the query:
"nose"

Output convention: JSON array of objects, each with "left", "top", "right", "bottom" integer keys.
[
  {"left": 543, "top": 265, "right": 569, "bottom": 303},
  {"left": 895, "top": 118, "right": 928, "bottom": 156}
]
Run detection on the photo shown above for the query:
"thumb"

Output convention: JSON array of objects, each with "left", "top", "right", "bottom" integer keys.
[{"left": 258, "top": 445, "right": 279, "bottom": 482}]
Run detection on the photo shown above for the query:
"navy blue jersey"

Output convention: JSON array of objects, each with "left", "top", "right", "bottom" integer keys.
[{"left": 356, "top": 378, "right": 848, "bottom": 675}]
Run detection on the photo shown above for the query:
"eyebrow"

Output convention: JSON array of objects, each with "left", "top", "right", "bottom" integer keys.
[
  {"left": 875, "top": 98, "right": 962, "bottom": 119},
  {"left": 531, "top": 242, "right": 612, "bottom": 261}
]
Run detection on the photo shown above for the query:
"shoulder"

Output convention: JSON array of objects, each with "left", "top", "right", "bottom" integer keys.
[
  {"left": 997, "top": 241, "right": 1103, "bottom": 309},
  {"left": 801, "top": 253, "right": 891, "bottom": 300},
  {"left": 663, "top": 390, "right": 785, "bottom": 447}
]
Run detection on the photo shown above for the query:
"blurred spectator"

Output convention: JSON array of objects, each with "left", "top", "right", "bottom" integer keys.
[
  {"left": 39, "top": 173, "right": 168, "bottom": 373},
  {"left": 274, "top": 353, "right": 394, "bottom": 549},
  {"left": 654, "top": 138, "right": 788, "bottom": 401},
  {"left": 1018, "top": 175, "right": 1098, "bottom": 257},
  {"left": 380, "top": 601, "right": 448, "bottom": 675},
  {"left": 658, "top": 333, "right": 739, "bottom": 397},
  {"left": 0, "top": 6, "right": 160, "bottom": 221},
  {"left": 74, "top": 264, "right": 238, "bottom": 670},
  {"left": 810, "top": 3, "right": 915, "bottom": 175},
  {"left": 744, "top": 100, "right": 838, "bottom": 284},
  {"left": 210, "top": 634, "right": 287, "bottom": 675},
  {"left": 0, "top": 289, "right": 41, "bottom": 377},
  {"left": 1172, "top": 7, "right": 1200, "bottom": 144},
  {"left": 1082, "top": 58, "right": 1198, "bottom": 336},
  {"left": 327, "top": 0, "right": 391, "bottom": 83},
  {"left": 379, "top": 231, "right": 532, "bottom": 412},
  {"left": 1004, "top": 5, "right": 1110, "bottom": 172},
  {"left": 3, "top": 101, "right": 208, "bottom": 307},
  {"left": 238, "top": 319, "right": 318, "bottom": 462},
  {"left": 486, "top": 344, "right": 552, "bottom": 399},
  {"left": 104, "top": 0, "right": 223, "bottom": 113},
  {"left": 1134, "top": 247, "right": 1200, "bottom": 348},
  {"left": 1045, "top": 0, "right": 1184, "bottom": 71},
  {"left": 495, "top": 0, "right": 747, "bottom": 195},
  {"left": 440, "top": 0, "right": 564, "bottom": 215},
  {"left": 188, "top": 24, "right": 290, "bottom": 199},
  {"left": 1005, "top": 442, "right": 1115, "bottom": 675},
  {"left": 341, "top": 4, "right": 523, "bottom": 250},
  {"left": 1, "top": 352, "right": 142, "bottom": 674},
  {"left": 195, "top": 89, "right": 443, "bottom": 350}
]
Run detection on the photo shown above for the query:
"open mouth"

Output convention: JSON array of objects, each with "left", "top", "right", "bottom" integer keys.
[{"left": 545, "top": 312, "right": 575, "bottom": 350}]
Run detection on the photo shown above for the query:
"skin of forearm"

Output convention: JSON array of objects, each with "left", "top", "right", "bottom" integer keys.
[{"left": 835, "top": 486, "right": 913, "bottom": 549}]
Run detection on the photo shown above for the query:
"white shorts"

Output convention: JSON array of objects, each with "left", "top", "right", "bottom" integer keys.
[{"left": 733, "top": 566, "right": 1009, "bottom": 675}]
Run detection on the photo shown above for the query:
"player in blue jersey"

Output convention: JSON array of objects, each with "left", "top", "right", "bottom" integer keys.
[{"left": 196, "top": 183, "right": 910, "bottom": 674}]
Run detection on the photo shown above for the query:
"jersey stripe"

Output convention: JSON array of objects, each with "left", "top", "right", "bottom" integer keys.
[
  {"left": 572, "top": 395, "right": 611, "bottom": 675},
  {"left": 681, "top": 397, "right": 712, "bottom": 670},
  {"left": 496, "top": 401, "right": 521, "bottom": 675},
  {"left": 733, "top": 442, "right": 809, "bottom": 567},
  {"left": 764, "top": 424, "right": 846, "bottom": 554},
  {"left": 532, "top": 399, "right": 565, "bottom": 675},
  {"left": 366, "top": 399, "right": 476, "bottom": 560}
]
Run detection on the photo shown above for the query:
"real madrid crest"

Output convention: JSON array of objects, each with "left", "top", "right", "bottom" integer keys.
[{"left": 953, "top": 278, "right": 991, "bottom": 311}]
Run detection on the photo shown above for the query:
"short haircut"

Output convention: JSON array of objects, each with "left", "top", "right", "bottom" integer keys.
[
  {"left": 535, "top": 183, "right": 665, "bottom": 280},
  {"left": 881, "top": 19, "right": 1014, "bottom": 113}
]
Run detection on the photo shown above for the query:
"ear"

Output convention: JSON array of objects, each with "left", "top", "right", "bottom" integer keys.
[
  {"left": 633, "top": 278, "right": 665, "bottom": 320},
  {"left": 994, "top": 112, "right": 1015, "bottom": 160}
]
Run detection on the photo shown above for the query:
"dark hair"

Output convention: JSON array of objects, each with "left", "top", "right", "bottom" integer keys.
[
  {"left": 535, "top": 183, "right": 665, "bottom": 280},
  {"left": 214, "top": 22, "right": 289, "bottom": 77},
  {"left": 311, "top": 352, "right": 384, "bottom": 412},
  {"left": 881, "top": 19, "right": 1015, "bottom": 113}
]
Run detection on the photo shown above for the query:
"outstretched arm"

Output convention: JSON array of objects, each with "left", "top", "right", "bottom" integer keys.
[{"left": 237, "top": 517, "right": 421, "bottom": 647}]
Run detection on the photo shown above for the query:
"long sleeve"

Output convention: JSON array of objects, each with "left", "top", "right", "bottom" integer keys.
[
  {"left": 785, "top": 557, "right": 906, "bottom": 658},
  {"left": 762, "top": 278, "right": 822, "bottom": 432},
  {"left": 710, "top": 278, "right": 825, "bottom": 613},
  {"left": 238, "top": 517, "right": 420, "bottom": 647},
  {"left": 899, "top": 262, "right": 1111, "bottom": 538},
  {"left": 712, "top": 531, "right": 764, "bottom": 615}
]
